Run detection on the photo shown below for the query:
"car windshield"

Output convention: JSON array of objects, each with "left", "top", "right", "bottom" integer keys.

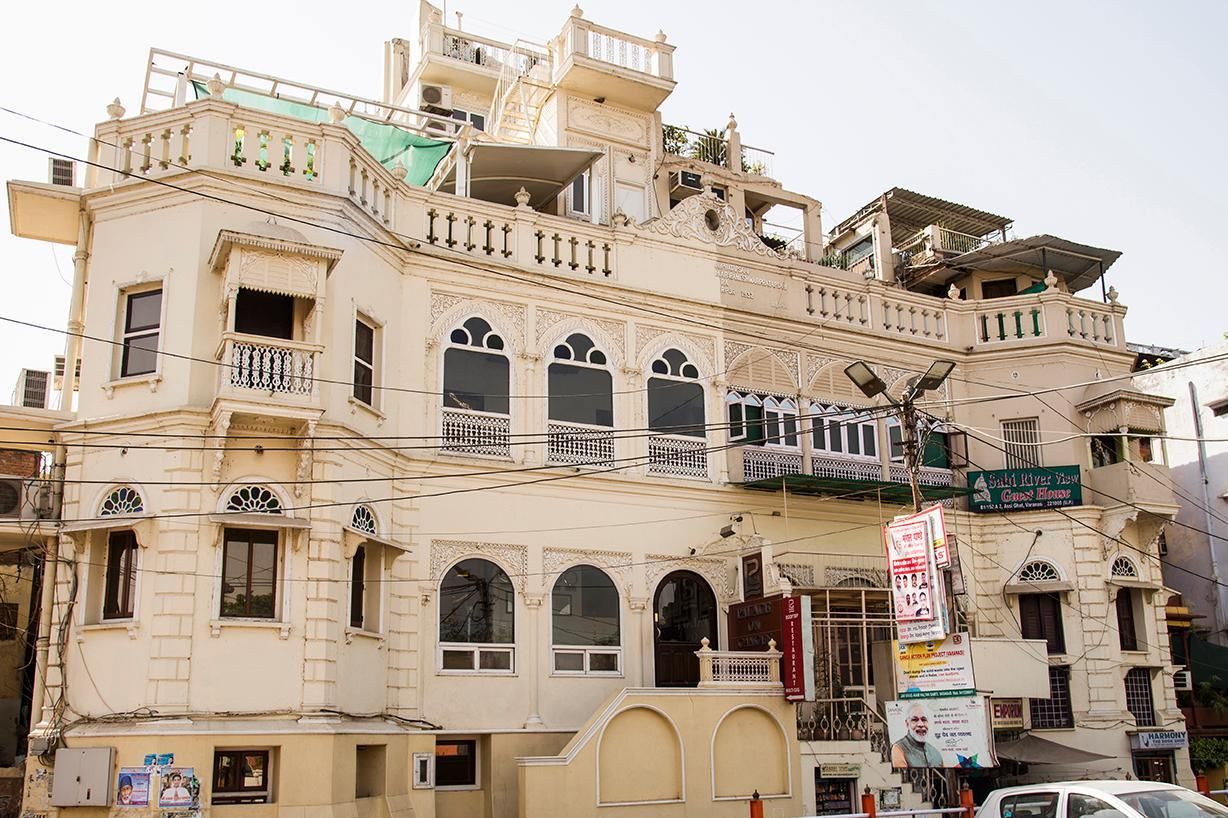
[{"left": 1118, "top": 789, "right": 1228, "bottom": 818}]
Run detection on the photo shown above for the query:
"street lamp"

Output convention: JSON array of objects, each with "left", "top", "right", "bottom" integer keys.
[{"left": 843, "top": 359, "right": 956, "bottom": 511}]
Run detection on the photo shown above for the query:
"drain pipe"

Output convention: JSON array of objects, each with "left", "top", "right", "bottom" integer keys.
[
  {"left": 1189, "top": 381, "right": 1228, "bottom": 637},
  {"left": 30, "top": 205, "right": 89, "bottom": 733}
]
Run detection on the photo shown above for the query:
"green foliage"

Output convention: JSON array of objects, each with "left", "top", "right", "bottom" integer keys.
[
  {"left": 1191, "top": 736, "right": 1228, "bottom": 773},
  {"left": 691, "top": 128, "right": 727, "bottom": 166},
  {"left": 1195, "top": 678, "right": 1228, "bottom": 716},
  {"left": 661, "top": 124, "right": 690, "bottom": 156}
]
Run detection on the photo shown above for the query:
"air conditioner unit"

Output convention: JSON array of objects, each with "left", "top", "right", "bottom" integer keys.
[
  {"left": 1173, "top": 669, "right": 1193, "bottom": 692},
  {"left": 53, "top": 355, "right": 81, "bottom": 392},
  {"left": 48, "top": 158, "right": 75, "bottom": 187},
  {"left": 419, "top": 84, "right": 453, "bottom": 113},
  {"left": 668, "top": 170, "right": 703, "bottom": 194},
  {"left": 14, "top": 369, "right": 50, "bottom": 409},
  {"left": 0, "top": 477, "right": 50, "bottom": 520}
]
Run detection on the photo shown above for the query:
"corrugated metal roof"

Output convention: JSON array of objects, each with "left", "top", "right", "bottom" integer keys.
[
  {"left": 943, "top": 234, "right": 1122, "bottom": 292},
  {"left": 834, "top": 187, "right": 1012, "bottom": 243}
]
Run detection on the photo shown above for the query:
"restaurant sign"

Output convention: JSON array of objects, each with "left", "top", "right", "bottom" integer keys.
[{"left": 966, "top": 466, "right": 1082, "bottom": 513}]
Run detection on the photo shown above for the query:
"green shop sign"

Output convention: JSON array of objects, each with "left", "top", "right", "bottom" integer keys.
[{"left": 966, "top": 466, "right": 1082, "bottom": 512}]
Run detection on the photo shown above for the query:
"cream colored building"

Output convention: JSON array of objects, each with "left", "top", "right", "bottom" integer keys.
[{"left": 3, "top": 4, "right": 1195, "bottom": 818}]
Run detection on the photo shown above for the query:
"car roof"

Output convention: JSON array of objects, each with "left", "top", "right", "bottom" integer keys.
[{"left": 989, "top": 781, "right": 1184, "bottom": 797}]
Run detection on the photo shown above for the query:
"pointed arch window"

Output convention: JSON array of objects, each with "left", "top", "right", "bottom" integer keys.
[
  {"left": 442, "top": 317, "right": 511, "bottom": 458},
  {"left": 762, "top": 397, "right": 800, "bottom": 448},
  {"left": 439, "top": 558, "right": 515, "bottom": 673}
]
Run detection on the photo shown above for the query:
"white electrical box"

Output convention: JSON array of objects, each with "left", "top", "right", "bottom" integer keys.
[{"left": 50, "top": 747, "right": 114, "bottom": 807}]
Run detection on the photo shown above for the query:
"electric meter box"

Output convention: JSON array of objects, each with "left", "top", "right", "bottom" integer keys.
[{"left": 50, "top": 747, "right": 114, "bottom": 806}]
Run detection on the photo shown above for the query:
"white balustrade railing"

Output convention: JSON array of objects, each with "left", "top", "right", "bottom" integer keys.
[
  {"left": 741, "top": 447, "right": 803, "bottom": 482},
  {"left": 647, "top": 435, "right": 709, "bottom": 479},
  {"left": 879, "top": 296, "right": 947, "bottom": 340},
  {"left": 547, "top": 421, "right": 615, "bottom": 466},
  {"left": 221, "top": 334, "right": 319, "bottom": 398},
  {"left": 1066, "top": 304, "right": 1116, "bottom": 345},
  {"left": 812, "top": 286, "right": 869, "bottom": 326},
  {"left": 441, "top": 30, "right": 544, "bottom": 76},
  {"left": 977, "top": 302, "right": 1046, "bottom": 343},
  {"left": 697, "top": 637, "right": 781, "bottom": 687},
  {"left": 888, "top": 464, "right": 954, "bottom": 487},
  {"left": 441, "top": 408, "right": 511, "bottom": 458}
]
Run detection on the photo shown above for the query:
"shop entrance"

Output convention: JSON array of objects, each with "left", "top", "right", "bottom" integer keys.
[
  {"left": 1133, "top": 752, "right": 1175, "bottom": 784},
  {"left": 653, "top": 570, "right": 718, "bottom": 687}
]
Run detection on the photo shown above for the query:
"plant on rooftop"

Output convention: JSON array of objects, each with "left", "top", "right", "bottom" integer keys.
[
  {"left": 662, "top": 124, "right": 689, "bottom": 156},
  {"left": 691, "top": 128, "right": 727, "bottom": 166}
]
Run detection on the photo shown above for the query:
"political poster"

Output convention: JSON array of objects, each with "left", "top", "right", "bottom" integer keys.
[
  {"left": 886, "top": 697, "right": 997, "bottom": 769},
  {"left": 895, "top": 505, "right": 951, "bottom": 568},
  {"left": 157, "top": 767, "right": 199, "bottom": 809},
  {"left": 885, "top": 517, "right": 945, "bottom": 644},
  {"left": 894, "top": 634, "right": 975, "bottom": 699},
  {"left": 115, "top": 768, "right": 151, "bottom": 807}
]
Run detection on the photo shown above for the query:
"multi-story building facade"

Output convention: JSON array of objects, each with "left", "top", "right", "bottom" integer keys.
[{"left": 4, "top": 4, "right": 1195, "bottom": 817}]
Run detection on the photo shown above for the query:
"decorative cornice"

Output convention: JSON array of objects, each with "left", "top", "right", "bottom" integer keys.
[{"left": 636, "top": 193, "right": 784, "bottom": 259}]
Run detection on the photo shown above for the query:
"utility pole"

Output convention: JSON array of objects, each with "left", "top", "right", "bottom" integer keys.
[{"left": 899, "top": 390, "right": 924, "bottom": 514}]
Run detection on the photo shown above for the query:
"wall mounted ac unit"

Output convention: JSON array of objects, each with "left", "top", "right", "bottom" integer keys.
[
  {"left": 668, "top": 170, "right": 702, "bottom": 194},
  {"left": 419, "top": 84, "right": 453, "bottom": 112},
  {"left": 1173, "top": 668, "right": 1192, "bottom": 692},
  {"left": 53, "top": 355, "right": 81, "bottom": 392},
  {"left": 0, "top": 477, "right": 50, "bottom": 520},
  {"left": 14, "top": 369, "right": 50, "bottom": 409}
]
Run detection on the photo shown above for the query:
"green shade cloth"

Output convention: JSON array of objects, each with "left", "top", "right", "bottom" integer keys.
[
  {"left": 192, "top": 82, "right": 452, "bottom": 186},
  {"left": 1190, "top": 632, "right": 1228, "bottom": 688}
]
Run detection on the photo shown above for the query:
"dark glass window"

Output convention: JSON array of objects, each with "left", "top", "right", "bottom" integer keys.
[
  {"left": 435, "top": 739, "right": 476, "bottom": 788},
  {"left": 439, "top": 559, "right": 514, "bottom": 643},
  {"left": 648, "top": 380, "right": 704, "bottom": 436},
  {"left": 121, "top": 289, "right": 162, "bottom": 377},
  {"left": 552, "top": 565, "right": 619, "bottom": 646},
  {"left": 1019, "top": 593, "right": 1066, "bottom": 654},
  {"left": 212, "top": 750, "right": 269, "bottom": 804},
  {"left": 103, "top": 529, "right": 139, "bottom": 620},
  {"left": 444, "top": 317, "right": 509, "bottom": 415},
  {"left": 1125, "top": 667, "right": 1156, "bottom": 727},
  {"left": 981, "top": 278, "right": 1019, "bottom": 299},
  {"left": 221, "top": 528, "right": 279, "bottom": 619},
  {"left": 353, "top": 320, "right": 375, "bottom": 405},
  {"left": 548, "top": 335, "right": 612, "bottom": 426},
  {"left": 234, "top": 289, "right": 294, "bottom": 339},
  {"left": 1029, "top": 665, "right": 1074, "bottom": 729},
  {"left": 350, "top": 546, "right": 367, "bottom": 629},
  {"left": 1117, "top": 590, "right": 1139, "bottom": 651}
]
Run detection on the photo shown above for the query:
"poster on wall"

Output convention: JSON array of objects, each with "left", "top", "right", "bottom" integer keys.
[
  {"left": 894, "top": 635, "right": 976, "bottom": 699},
  {"left": 885, "top": 517, "right": 946, "bottom": 644},
  {"left": 115, "top": 768, "right": 151, "bottom": 807},
  {"left": 157, "top": 768, "right": 199, "bottom": 809},
  {"left": 886, "top": 697, "right": 997, "bottom": 769}
]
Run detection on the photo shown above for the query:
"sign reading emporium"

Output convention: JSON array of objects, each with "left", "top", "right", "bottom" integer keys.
[{"left": 966, "top": 466, "right": 1082, "bottom": 513}]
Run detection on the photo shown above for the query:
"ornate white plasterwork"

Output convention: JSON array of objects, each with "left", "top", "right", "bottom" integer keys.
[
  {"left": 567, "top": 99, "right": 649, "bottom": 145},
  {"left": 430, "top": 539, "right": 530, "bottom": 593},
  {"left": 805, "top": 355, "right": 839, "bottom": 389},
  {"left": 722, "top": 340, "right": 800, "bottom": 389},
  {"left": 633, "top": 325, "right": 716, "bottom": 374},
  {"left": 536, "top": 309, "right": 626, "bottom": 362},
  {"left": 645, "top": 554, "right": 736, "bottom": 602},
  {"left": 638, "top": 194, "right": 785, "bottom": 259},
  {"left": 430, "top": 292, "right": 527, "bottom": 350},
  {"left": 542, "top": 547, "right": 633, "bottom": 591},
  {"left": 236, "top": 248, "right": 319, "bottom": 298}
]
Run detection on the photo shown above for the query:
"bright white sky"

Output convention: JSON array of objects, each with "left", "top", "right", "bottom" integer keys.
[{"left": 1, "top": 0, "right": 1225, "bottom": 401}]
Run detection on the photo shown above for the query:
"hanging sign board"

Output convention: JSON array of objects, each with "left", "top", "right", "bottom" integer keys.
[
  {"left": 991, "top": 699, "right": 1024, "bottom": 730},
  {"left": 966, "top": 467, "right": 1082, "bottom": 513},
  {"left": 895, "top": 505, "right": 951, "bottom": 568},
  {"left": 1130, "top": 731, "right": 1188, "bottom": 750},
  {"left": 782, "top": 595, "right": 816, "bottom": 702},
  {"left": 886, "top": 696, "right": 997, "bottom": 769},
  {"left": 885, "top": 517, "right": 946, "bottom": 644},
  {"left": 894, "top": 634, "right": 976, "bottom": 699}
]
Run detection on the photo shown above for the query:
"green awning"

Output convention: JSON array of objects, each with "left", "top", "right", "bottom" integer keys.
[
  {"left": 735, "top": 473, "right": 973, "bottom": 504},
  {"left": 192, "top": 82, "right": 452, "bottom": 186}
]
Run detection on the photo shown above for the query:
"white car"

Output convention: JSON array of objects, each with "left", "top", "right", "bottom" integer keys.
[{"left": 977, "top": 781, "right": 1228, "bottom": 818}]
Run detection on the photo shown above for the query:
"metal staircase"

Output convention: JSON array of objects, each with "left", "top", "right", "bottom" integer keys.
[{"left": 486, "top": 41, "right": 553, "bottom": 144}]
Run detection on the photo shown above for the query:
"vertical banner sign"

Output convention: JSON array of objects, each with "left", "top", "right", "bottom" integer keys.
[
  {"left": 886, "top": 517, "right": 946, "bottom": 644},
  {"left": 782, "top": 595, "right": 816, "bottom": 701},
  {"left": 895, "top": 505, "right": 950, "bottom": 568}
]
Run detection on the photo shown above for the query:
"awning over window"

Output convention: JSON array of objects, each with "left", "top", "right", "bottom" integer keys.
[
  {"left": 436, "top": 144, "right": 604, "bottom": 209},
  {"left": 995, "top": 734, "right": 1114, "bottom": 765}
]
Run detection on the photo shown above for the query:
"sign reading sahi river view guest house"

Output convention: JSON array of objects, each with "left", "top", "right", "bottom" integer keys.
[{"left": 965, "top": 466, "right": 1082, "bottom": 513}]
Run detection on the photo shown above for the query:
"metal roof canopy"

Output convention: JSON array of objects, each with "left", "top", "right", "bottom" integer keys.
[
  {"left": 735, "top": 473, "right": 972, "bottom": 504},
  {"left": 835, "top": 187, "right": 1012, "bottom": 244},
  {"left": 437, "top": 144, "right": 604, "bottom": 210},
  {"left": 944, "top": 234, "right": 1122, "bottom": 293}
]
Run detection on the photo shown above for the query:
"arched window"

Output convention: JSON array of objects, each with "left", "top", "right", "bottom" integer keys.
[
  {"left": 727, "top": 392, "right": 764, "bottom": 444},
  {"left": 647, "top": 349, "right": 705, "bottom": 437},
  {"left": 1111, "top": 556, "right": 1139, "bottom": 578},
  {"left": 350, "top": 504, "right": 377, "bottom": 535},
  {"left": 548, "top": 333, "right": 612, "bottom": 427},
  {"left": 1017, "top": 560, "right": 1062, "bottom": 583},
  {"left": 99, "top": 485, "right": 144, "bottom": 517},
  {"left": 443, "top": 316, "right": 509, "bottom": 415},
  {"left": 225, "top": 485, "right": 282, "bottom": 514},
  {"left": 552, "top": 565, "right": 621, "bottom": 675},
  {"left": 439, "top": 558, "right": 515, "bottom": 672}
]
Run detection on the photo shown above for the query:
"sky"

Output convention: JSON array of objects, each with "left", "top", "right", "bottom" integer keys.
[{"left": 1, "top": 0, "right": 1225, "bottom": 400}]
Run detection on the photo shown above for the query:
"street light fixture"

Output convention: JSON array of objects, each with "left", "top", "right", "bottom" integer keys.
[
  {"left": 908, "top": 359, "right": 956, "bottom": 400},
  {"left": 844, "top": 361, "right": 887, "bottom": 400}
]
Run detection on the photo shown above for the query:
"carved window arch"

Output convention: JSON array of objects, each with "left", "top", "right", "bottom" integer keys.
[
  {"left": 439, "top": 558, "right": 515, "bottom": 673},
  {"left": 99, "top": 485, "right": 144, "bottom": 517},
  {"left": 1111, "top": 555, "right": 1139, "bottom": 579},
  {"left": 225, "top": 484, "right": 283, "bottom": 514},
  {"left": 548, "top": 333, "right": 613, "bottom": 427},
  {"left": 351, "top": 504, "right": 377, "bottom": 535},
  {"left": 647, "top": 348, "right": 705, "bottom": 438},
  {"left": 1017, "top": 559, "right": 1062, "bottom": 583},
  {"left": 551, "top": 564, "right": 621, "bottom": 675},
  {"left": 762, "top": 397, "right": 800, "bottom": 448},
  {"left": 444, "top": 316, "right": 510, "bottom": 415}
]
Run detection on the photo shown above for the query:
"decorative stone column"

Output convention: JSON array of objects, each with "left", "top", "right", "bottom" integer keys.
[{"left": 523, "top": 595, "right": 544, "bottom": 727}]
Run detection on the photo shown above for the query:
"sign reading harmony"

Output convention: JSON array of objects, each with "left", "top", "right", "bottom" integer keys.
[
  {"left": 895, "top": 635, "right": 976, "bottom": 699},
  {"left": 967, "top": 466, "right": 1082, "bottom": 513},
  {"left": 1130, "top": 731, "right": 1188, "bottom": 750}
]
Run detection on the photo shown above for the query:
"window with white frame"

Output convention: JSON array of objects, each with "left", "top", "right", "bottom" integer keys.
[
  {"left": 551, "top": 565, "right": 621, "bottom": 675},
  {"left": 438, "top": 558, "right": 515, "bottom": 672},
  {"left": 1002, "top": 418, "right": 1041, "bottom": 469},
  {"left": 349, "top": 543, "right": 385, "bottom": 632},
  {"left": 763, "top": 397, "right": 800, "bottom": 447},
  {"left": 569, "top": 171, "right": 590, "bottom": 217},
  {"left": 449, "top": 109, "right": 486, "bottom": 132},
  {"left": 119, "top": 287, "right": 163, "bottom": 377},
  {"left": 887, "top": 418, "right": 905, "bottom": 462},
  {"left": 727, "top": 392, "right": 764, "bottom": 444},
  {"left": 1124, "top": 667, "right": 1156, "bottom": 727},
  {"left": 647, "top": 349, "right": 704, "bottom": 437},
  {"left": 811, "top": 403, "right": 878, "bottom": 459},
  {"left": 353, "top": 316, "right": 378, "bottom": 407}
]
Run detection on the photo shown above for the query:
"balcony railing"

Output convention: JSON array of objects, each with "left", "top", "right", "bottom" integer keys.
[
  {"left": 440, "top": 29, "right": 546, "bottom": 77},
  {"left": 661, "top": 124, "right": 775, "bottom": 176},
  {"left": 741, "top": 446, "right": 803, "bottom": 481},
  {"left": 547, "top": 421, "right": 614, "bottom": 466},
  {"left": 696, "top": 637, "right": 781, "bottom": 687},
  {"left": 560, "top": 18, "right": 674, "bottom": 81},
  {"left": 797, "top": 697, "right": 887, "bottom": 748},
  {"left": 978, "top": 302, "right": 1046, "bottom": 343},
  {"left": 935, "top": 226, "right": 993, "bottom": 255},
  {"left": 889, "top": 464, "right": 954, "bottom": 488},
  {"left": 647, "top": 434, "right": 709, "bottom": 479},
  {"left": 440, "top": 407, "right": 511, "bottom": 458},
  {"left": 810, "top": 453, "right": 883, "bottom": 482},
  {"left": 219, "top": 333, "right": 320, "bottom": 400},
  {"left": 773, "top": 552, "right": 888, "bottom": 590}
]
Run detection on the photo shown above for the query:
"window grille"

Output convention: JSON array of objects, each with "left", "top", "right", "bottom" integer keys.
[
  {"left": 100, "top": 486, "right": 144, "bottom": 516},
  {"left": 1002, "top": 418, "right": 1041, "bottom": 469},
  {"left": 1030, "top": 665, "right": 1074, "bottom": 729},
  {"left": 225, "top": 485, "right": 282, "bottom": 514},
  {"left": 351, "top": 504, "right": 377, "bottom": 535},
  {"left": 1124, "top": 667, "right": 1156, "bottom": 727},
  {"left": 1017, "top": 560, "right": 1061, "bottom": 583},
  {"left": 1110, "top": 556, "right": 1138, "bottom": 578}
]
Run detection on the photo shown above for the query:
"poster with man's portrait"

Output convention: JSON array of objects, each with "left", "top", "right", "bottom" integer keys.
[
  {"left": 115, "top": 768, "right": 150, "bottom": 807},
  {"left": 157, "top": 767, "right": 199, "bottom": 809},
  {"left": 886, "top": 698, "right": 996, "bottom": 769}
]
